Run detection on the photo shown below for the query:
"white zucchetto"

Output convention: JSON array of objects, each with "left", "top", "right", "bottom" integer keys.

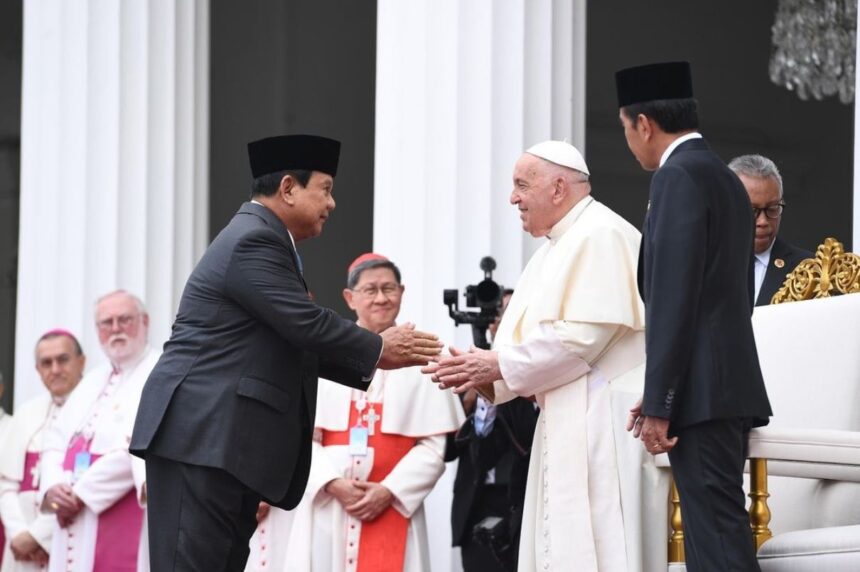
[{"left": 526, "top": 140, "right": 590, "bottom": 176}]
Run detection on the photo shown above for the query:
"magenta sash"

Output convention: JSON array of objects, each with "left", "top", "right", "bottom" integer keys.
[
  {"left": 62, "top": 435, "right": 144, "bottom": 571},
  {"left": 21, "top": 451, "right": 41, "bottom": 493}
]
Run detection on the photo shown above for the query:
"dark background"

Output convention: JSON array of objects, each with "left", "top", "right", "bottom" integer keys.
[
  {"left": 210, "top": 0, "right": 378, "bottom": 316},
  {"left": 0, "top": 0, "right": 21, "bottom": 413},
  {"left": 586, "top": 0, "right": 854, "bottom": 252}
]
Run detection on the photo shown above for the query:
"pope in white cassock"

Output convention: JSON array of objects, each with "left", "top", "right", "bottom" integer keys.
[
  {"left": 427, "top": 141, "right": 668, "bottom": 571},
  {"left": 0, "top": 330, "right": 86, "bottom": 571},
  {"left": 272, "top": 254, "right": 464, "bottom": 572},
  {"left": 38, "top": 291, "right": 157, "bottom": 572}
]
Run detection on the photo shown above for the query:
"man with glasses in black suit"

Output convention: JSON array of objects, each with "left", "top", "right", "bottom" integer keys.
[{"left": 728, "top": 154, "right": 814, "bottom": 306}]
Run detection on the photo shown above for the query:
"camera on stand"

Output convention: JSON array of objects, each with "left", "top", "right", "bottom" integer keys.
[{"left": 443, "top": 256, "right": 504, "bottom": 350}]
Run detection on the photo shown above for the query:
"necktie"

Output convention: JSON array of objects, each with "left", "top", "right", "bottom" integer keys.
[{"left": 295, "top": 251, "right": 304, "bottom": 275}]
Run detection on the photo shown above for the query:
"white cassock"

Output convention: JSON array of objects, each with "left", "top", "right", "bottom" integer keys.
[
  {"left": 0, "top": 409, "right": 21, "bottom": 571},
  {"left": 273, "top": 366, "right": 465, "bottom": 572},
  {"left": 493, "top": 197, "right": 668, "bottom": 572},
  {"left": 244, "top": 507, "right": 295, "bottom": 572},
  {"left": 38, "top": 347, "right": 159, "bottom": 572},
  {"left": 0, "top": 395, "right": 66, "bottom": 572}
]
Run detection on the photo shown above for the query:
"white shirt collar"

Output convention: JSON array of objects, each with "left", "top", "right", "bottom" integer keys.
[
  {"left": 251, "top": 199, "right": 296, "bottom": 249},
  {"left": 755, "top": 241, "right": 774, "bottom": 268},
  {"left": 659, "top": 132, "right": 703, "bottom": 167}
]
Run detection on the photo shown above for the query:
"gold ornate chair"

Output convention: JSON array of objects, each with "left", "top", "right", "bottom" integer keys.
[
  {"left": 666, "top": 238, "right": 860, "bottom": 571},
  {"left": 749, "top": 238, "right": 860, "bottom": 570}
]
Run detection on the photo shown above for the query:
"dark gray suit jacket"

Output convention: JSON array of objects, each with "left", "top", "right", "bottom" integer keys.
[
  {"left": 638, "top": 138, "right": 772, "bottom": 430},
  {"left": 755, "top": 236, "right": 814, "bottom": 306},
  {"left": 130, "top": 202, "right": 382, "bottom": 509}
]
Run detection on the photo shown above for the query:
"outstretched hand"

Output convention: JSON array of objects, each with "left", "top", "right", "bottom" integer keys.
[
  {"left": 421, "top": 346, "right": 501, "bottom": 394},
  {"left": 378, "top": 323, "right": 443, "bottom": 369}
]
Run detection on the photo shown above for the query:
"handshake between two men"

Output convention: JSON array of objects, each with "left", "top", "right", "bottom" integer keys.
[{"left": 378, "top": 322, "right": 502, "bottom": 397}]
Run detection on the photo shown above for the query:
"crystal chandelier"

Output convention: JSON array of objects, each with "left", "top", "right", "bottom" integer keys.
[{"left": 769, "top": 0, "right": 857, "bottom": 104}]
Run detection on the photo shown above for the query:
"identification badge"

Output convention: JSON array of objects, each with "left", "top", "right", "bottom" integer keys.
[
  {"left": 349, "top": 426, "right": 369, "bottom": 456},
  {"left": 73, "top": 451, "right": 92, "bottom": 480}
]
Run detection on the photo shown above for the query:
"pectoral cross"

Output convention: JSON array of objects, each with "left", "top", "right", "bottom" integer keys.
[
  {"left": 362, "top": 408, "right": 380, "bottom": 436},
  {"left": 30, "top": 460, "right": 41, "bottom": 489}
]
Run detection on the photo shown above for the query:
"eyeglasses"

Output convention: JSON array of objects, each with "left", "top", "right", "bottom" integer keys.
[
  {"left": 353, "top": 283, "right": 401, "bottom": 298},
  {"left": 96, "top": 314, "right": 139, "bottom": 332},
  {"left": 753, "top": 202, "right": 785, "bottom": 220}
]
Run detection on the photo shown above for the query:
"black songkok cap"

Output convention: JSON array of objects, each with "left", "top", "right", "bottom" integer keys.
[
  {"left": 247, "top": 134, "right": 341, "bottom": 178},
  {"left": 615, "top": 61, "right": 694, "bottom": 108}
]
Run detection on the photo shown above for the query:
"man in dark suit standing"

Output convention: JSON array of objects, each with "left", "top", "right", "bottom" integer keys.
[
  {"left": 616, "top": 62, "right": 772, "bottom": 571},
  {"left": 130, "top": 134, "right": 442, "bottom": 571},
  {"left": 728, "top": 154, "right": 814, "bottom": 306}
]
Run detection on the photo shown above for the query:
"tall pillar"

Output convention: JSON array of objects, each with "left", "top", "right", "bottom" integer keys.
[
  {"left": 374, "top": 2, "right": 586, "bottom": 570},
  {"left": 15, "top": 0, "right": 209, "bottom": 407},
  {"left": 375, "top": 0, "right": 586, "bottom": 344},
  {"left": 854, "top": 0, "right": 860, "bottom": 250}
]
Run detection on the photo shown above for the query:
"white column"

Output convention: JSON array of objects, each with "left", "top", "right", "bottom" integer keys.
[
  {"left": 854, "top": 0, "right": 860, "bottom": 250},
  {"left": 15, "top": 0, "right": 209, "bottom": 408},
  {"left": 374, "top": 2, "right": 585, "bottom": 571}
]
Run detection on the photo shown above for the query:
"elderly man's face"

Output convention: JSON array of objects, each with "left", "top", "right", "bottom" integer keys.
[
  {"left": 738, "top": 174, "right": 782, "bottom": 254},
  {"left": 289, "top": 172, "right": 336, "bottom": 241},
  {"left": 344, "top": 267, "right": 403, "bottom": 335},
  {"left": 35, "top": 336, "right": 85, "bottom": 399},
  {"left": 510, "top": 154, "right": 561, "bottom": 237},
  {"left": 95, "top": 293, "right": 149, "bottom": 366}
]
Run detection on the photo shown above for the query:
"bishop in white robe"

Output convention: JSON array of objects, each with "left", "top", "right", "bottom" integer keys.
[
  {"left": 0, "top": 330, "right": 86, "bottom": 572},
  {"left": 427, "top": 142, "right": 669, "bottom": 572},
  {"left": 38, "top": 291, "right": 158, "bottom": 572}
]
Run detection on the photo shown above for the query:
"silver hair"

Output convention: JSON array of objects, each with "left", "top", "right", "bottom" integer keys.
[
  {"left": 728, "top": 154, "right": 783, "bottom": 198},
  {"left": 94, "top": 290, "right": 148, "bottom": 317}
]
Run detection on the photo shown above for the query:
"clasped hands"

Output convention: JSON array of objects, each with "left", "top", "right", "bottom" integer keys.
[
  {"left": 325, "top": 478, "right": 393, "bottom": 522},
  {"left": 626, "top": 397, "right": 678, "bottom": 455},
  {"left": 43, "top": 483, "right": 84, "bottom": 528}
]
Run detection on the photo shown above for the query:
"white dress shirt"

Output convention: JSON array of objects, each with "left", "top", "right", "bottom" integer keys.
[{"left": 754, "top": 242, "right": 774, "bottom": 303}]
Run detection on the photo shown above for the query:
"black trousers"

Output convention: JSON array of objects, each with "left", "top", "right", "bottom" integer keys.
[
  {"left": 668, "top": 419, "right": 760, "bottom": 572},
  {"left": 146, "top": 455, "right": 262, "bottom": 572}
]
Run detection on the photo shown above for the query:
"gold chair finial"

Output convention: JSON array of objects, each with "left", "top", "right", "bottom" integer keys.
[{"left": 771, "top": 237, "right": 860, "bottom": 304}]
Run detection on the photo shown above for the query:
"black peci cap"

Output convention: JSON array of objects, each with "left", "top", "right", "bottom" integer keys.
[
  {"left": 247, "top": 134, "right": 341, "bottom": 178},
  {"left": 615, "top": 61, "right": 694, "bottom": 108}
]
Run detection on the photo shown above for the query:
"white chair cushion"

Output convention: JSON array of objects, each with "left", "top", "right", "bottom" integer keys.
[{"left": 758, "top": 525, "right": 860, "bottom": 571}]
